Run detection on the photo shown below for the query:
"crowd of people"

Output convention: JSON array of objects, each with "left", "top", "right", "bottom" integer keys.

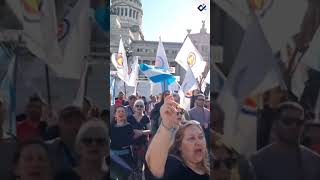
[
  {"left": 110, "top": 90, "right": 211, "bottom": 180},
  {"left": 0, "top": 95, "right": 109, "bottom": 180},
  {"left": 212, "top": 86, "right": 320, "bottom": 180}
]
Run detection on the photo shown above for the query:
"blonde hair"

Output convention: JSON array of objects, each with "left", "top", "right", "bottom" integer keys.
[
  {"left": 75, "top": 120, "right": 108, "bottom": 150},
  {"left": 169, "top": 122, "right": 210, "bottom": 175}
]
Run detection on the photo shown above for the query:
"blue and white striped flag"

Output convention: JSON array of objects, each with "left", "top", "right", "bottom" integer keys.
[
  {"left": 139, "top": 64, "right": 176, "bottom": 85},
  {"left": 0, "top": 54, "right": 16, "bottom": 137}
]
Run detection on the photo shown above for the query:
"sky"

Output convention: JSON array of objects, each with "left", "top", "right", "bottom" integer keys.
[{"left": 141, "top": 0, "right": 210, "bottom": 42}]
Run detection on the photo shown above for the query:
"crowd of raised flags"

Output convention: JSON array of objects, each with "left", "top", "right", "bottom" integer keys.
[
  {"left": 212, "top": 0, "right": 320, "bottom": 157},
  {"left": 0, "top": 0, "right": 108, "bottom": 137},
  {"left": 110, "top": 35, "right": 211, "bottom": 110}
]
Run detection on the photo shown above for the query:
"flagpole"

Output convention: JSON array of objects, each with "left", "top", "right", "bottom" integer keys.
[
  {"left": 84, "top": 63, "right": 89, "bottom": 98},
  {"left": 45, "top": 64, "right": 51, "bottom": 106},
  {"left": 124, "top": 81, "right": 127, "bottom": 96}
]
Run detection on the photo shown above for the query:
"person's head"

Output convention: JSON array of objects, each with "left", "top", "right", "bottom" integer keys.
[
  {"left": 192, "top": 89, "right": 200, "bottom": 96},
  {"left": 14, "top": 140, "right": 52, "bottom": 180},
  {"left": 176, "top": 107, "right": 186, "bottom": 122},
  {"left": 195, "top": 94, "right": 205, "bottom": 108},
  {"left": 100, "top": 109, "right": 109, "bottom": 122},
  {"left": 160, "top": 91, "right": 171, "bottom": 104},
  {"left": 118, "top": 91, "right": 124, "bottom": 99},
  {"left": 212, "top": 140, "right": 238, "bottom": 180},
  {"left": 25, "top": 101, "right": 43, "bottom": 122},
  {"left": 134, "top": 99, "right": 145, "bottom": 114},
  {"left": 128, "top": 95, "right": 137, "bottom": 107},
  {"left": 264, "top": 86, "right": 287, "bottom": 107},
  {"left": 212, "top": 103, "right": 225, "bottom": 134},
  {"left": 274, "top": 101, "right": 305, "bottom": 145},
  {"left": 151, "top": 95, "right": 156, "bottom": 102},
  {"left": 75, "top": 120, "right": 108, "bottom": 163},
  {"left": 205, "top": 99, "right": 210, "bottom": 109},
  {"left": 170, "top": 120, "right": 209, "bottom": 174},
  {"left": 59, "top": 106, "right": 86, "bottom": 145},
  {"left": 115, "top": 106, "right": 127, "bottom": 123},
  {"left": 172, "top": 93, "right": 180, "bottom": 104}
]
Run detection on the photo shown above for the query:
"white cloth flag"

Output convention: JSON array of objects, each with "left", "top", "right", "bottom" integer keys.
[
  {"left": 250, "top": 65, "right": 285, "bottom": 96},
  {"left": 302, "top": 26, "right": 320, "bottom": 71},
  {"left": 126, "top": 56, "right": 139, "bottom": 87},
  {"left": 50, "top": 0, "right": 91, "bottom": 79},
  {"left": 72, "top": 62, "right": 89, "bottom": 107},
  {"left": 220, "top": 16, "right": 281, "bottom": 155},
  {"left": 111, "top": 38, "right": 129, "bottom": 84},
  {"left": 175, "top": 36, "right": 207, "bottom": 78},
  {"left": 204, "top": 70, "right": 210, "bottom": 84},
  {"left": 180, "top": 67, "right": 198, "bottom": 94},
  {"left": 179, "top": 67, "right": 198, "bottom": 110},
  {"left": 6, "top": 0, "right": 62, "bottom": 66},
  {"left": 155, "top": 38, "right": 170, "bottom": 70},
  {"left": 258, "top": 0, "right": 307, "bottom": 52},
  {"left": 226, "top": 16, "right": 280, "bottom": 101}
]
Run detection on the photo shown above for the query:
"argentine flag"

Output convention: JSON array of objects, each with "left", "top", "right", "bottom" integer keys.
[{"left": 139, "top": 64, "right": 176, "bottom": 85}]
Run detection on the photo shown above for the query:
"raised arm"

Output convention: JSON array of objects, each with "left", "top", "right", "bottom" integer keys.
[{"left": 145, "top": 95, "right": 180, "bottom": 178}]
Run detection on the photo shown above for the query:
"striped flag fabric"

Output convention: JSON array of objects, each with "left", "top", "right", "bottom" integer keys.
[{"left": 139, "top": 64, "right": 176, "bottom": 85}]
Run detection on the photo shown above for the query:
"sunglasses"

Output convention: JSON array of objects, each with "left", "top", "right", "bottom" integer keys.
[
  {"left": 280, "top": 117, "right": 305, "bottom": 127},
  {"left": 197, "top": 99, "right": 205, "bottom": 101},
  {"left": 212, "top": 158, "right": 236, "bottom": 169},
  {"left": 135, "top": 105, "right": 144, "bottom": 108},
  {"left": 177, "top": 111, "right": 184, "bottom": 115},
  {"left": 81, "top": 137, "right": 106, "bottom": 146}
]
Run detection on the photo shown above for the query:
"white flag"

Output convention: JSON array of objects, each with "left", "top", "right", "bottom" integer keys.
[
  {"left": 127, "top": 56, "right": 139, "bottom": 87},
  {"left": 6, "top": 0, "right": 62, "bottom": 66},
  {"left": 302, "top": 26, "right": 320, "bottom": 71},
  {"left": 204, "top": 70, "right": 210, "bottom": 84},
  {"left": 50, "top": 0, "right": 91, "bottom": 79},
  {"left": 72, "top": 62, "right": 89, "bottom": 107},
  {"left": 180, "top": 67, "right": 198, "bottom": 94},
  {"left": 257, "top": 0, "right": 307, "bottom": 52},
  {"left": 175, "top": 37, "right": 207, "bottom": 78},
  {"left": 111, "top": 38, "right": 129, "bottom": 84},
  {"left": 155, "top": 37, "right": 169, "bottom": 70},
  {"left": 226, "top": 16, "right": 279, "bottom": 101},
  {"left": 250, "top": 65, "right": 285, "bottom": 96}
]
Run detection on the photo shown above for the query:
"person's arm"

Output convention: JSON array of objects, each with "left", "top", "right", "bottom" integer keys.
[{"left": 145, "top": 95, "right": 179, "bottom": 178}]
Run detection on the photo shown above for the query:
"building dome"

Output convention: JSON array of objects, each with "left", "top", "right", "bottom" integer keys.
[{"left": 110, "top": 0, "right": 143, "bottom": 28}]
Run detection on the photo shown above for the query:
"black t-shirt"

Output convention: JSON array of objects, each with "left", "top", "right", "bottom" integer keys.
[
  {"left": 145, "top": 155, "right": 209, "bottom": 180},
  {"left": 55, "top": 170, "right": 109, "bottom": 180},
  {"left": 110, "top": 123, "right": 134, "bottom": 150},
  {"left": 127, "top": 115, "right": 150, "bottom": 145}
]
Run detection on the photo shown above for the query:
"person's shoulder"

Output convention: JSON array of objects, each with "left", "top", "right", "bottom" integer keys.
[
  {"left": 300, "top": 145, "right": 320, "bottom": 162},
  {"left": 251, "top": 144, "right": 274, "bottom": 162},
  {"left": 204, "top": 107, "right": 210, "bottom": 112}
]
